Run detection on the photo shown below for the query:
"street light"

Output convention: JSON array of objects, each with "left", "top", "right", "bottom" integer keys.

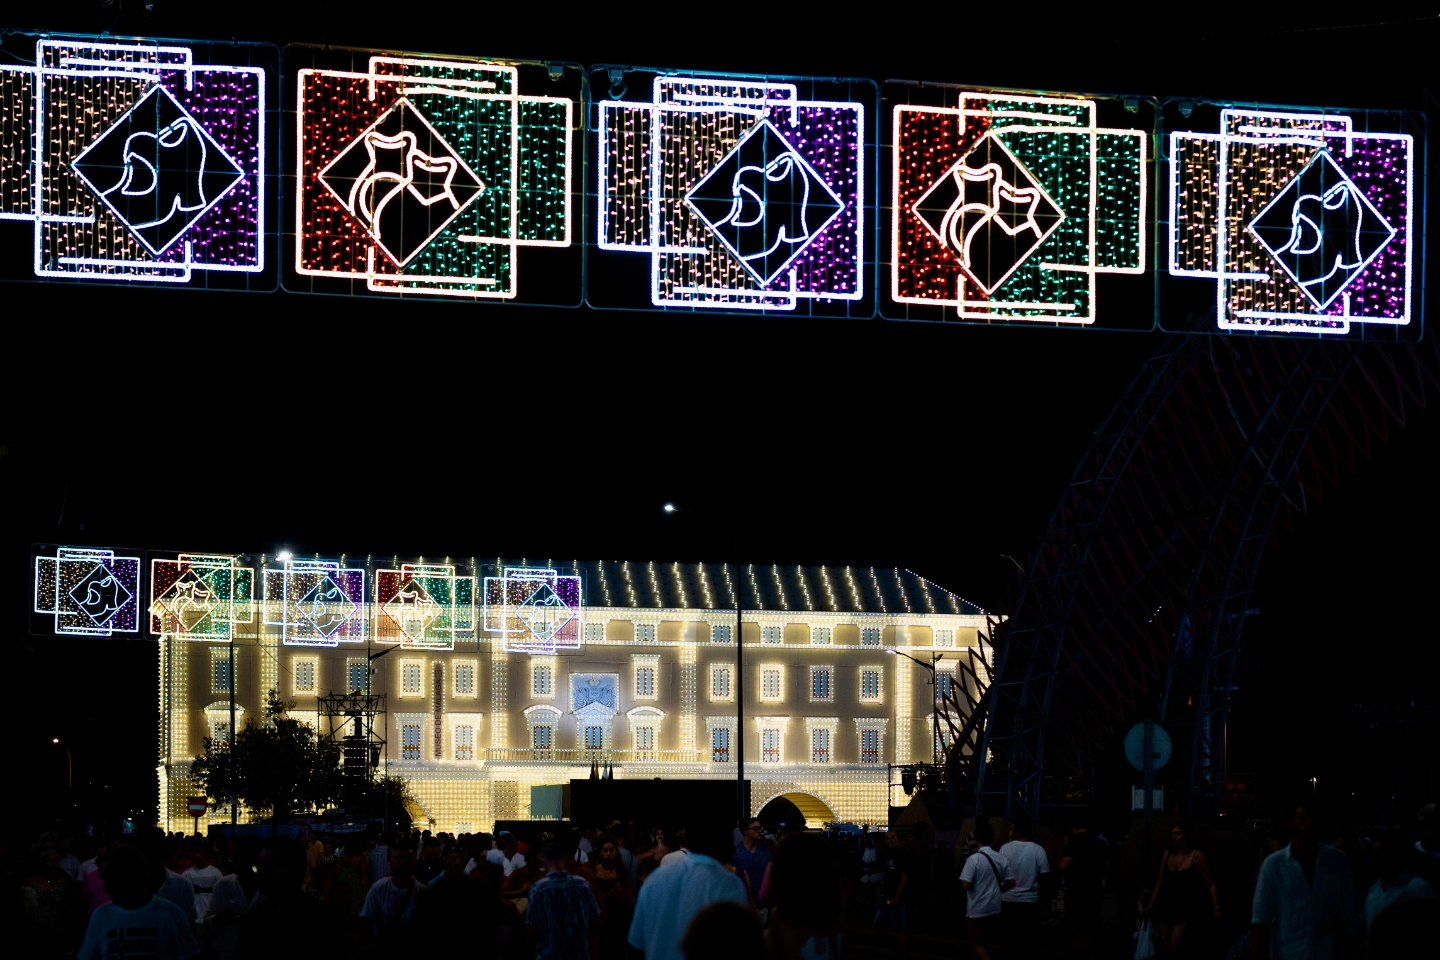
[
  {"left": 663, "top": 502, "right": 747, "bottom": 824},
  {"left": 886, "top": 648, "right": 948, "bottom": 767},
  {"left": 51, "top": 737, "right": 73, "bottom": 794},
  {"left": 276, "top": 549, "right": 294, "bottom": 563}
]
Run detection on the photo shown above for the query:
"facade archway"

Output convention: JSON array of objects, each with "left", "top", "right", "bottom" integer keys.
[{"left": 756, "top": 790, "right": 837, "bottom": 829}]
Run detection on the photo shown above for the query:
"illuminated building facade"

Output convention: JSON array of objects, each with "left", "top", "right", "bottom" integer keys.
[{"left": 158, "top": 561, "right": 987, "bottom": 833}]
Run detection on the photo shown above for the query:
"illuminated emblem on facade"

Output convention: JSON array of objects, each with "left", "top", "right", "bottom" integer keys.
[
  {"left": 34, "top": 547, "right": 142, "bottom": 636},
  {"left": 263, "top": 559, "right": 367, "bottom": 646},
  {"left": 597, "top": 74, "right": 865, "bottom": 311},
  {"left": 484, "top": 566, "right": 584, "bottom": 654},
  {"left": 149, "top": 554, "right": 255, "bottom": 640},
  {"left": 374, "top": 563, "right": 476, "bottom": 650},
  {"left": 0, "top": 37, "right": 266, "bottom": 283},
  {"left": 892, "top": 90, "right": 1147, "bottom": 324},
  {"left": 1168, "top": 108, "right": 1414, "bottom": 335},
  {"left": 294, "top": 51, "right": 573, "bottom": 299}
]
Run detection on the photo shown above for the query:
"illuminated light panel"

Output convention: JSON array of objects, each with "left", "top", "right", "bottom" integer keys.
[
  {"left": 483, "top": 566, "right": 584, "bottom": 655},
  {"left": 149, "top": 553, "right": 254, "bottom": 640},
  {"left": 294, "top": 51, "right": 573, "bottom": 299},
  {"left": 0, "top": 38, "right": 265, "bottom": 283},
  {"left": 892, "top": 90, "right": 1146, "bottom": 324},
  {"left": 597, "top": 74, "right": 865, "bottom": 311},
  {"left": 262, "top": 558, "right": 367, "bottom": 647},
  {"left": 34, "top": 547, "right": 142, "bottom": 636},
  {"left": 1168, "top": 108, "right": 1415, "bottom": 335},
  {"left": 374, "top": 563, "right": 476, "bottom": 650}
]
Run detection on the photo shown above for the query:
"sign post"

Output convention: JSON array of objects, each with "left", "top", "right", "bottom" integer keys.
[
  {"left": 187, "top": 796, "right": 208, "bottom": 837},
  {"left": 1125, "top": 720, "right": 1172, "bottom": 887}
]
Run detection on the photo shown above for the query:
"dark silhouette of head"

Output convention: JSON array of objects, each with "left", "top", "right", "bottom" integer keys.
[{"left": 681, "top": 901, "right": 764, "bottom": 960}]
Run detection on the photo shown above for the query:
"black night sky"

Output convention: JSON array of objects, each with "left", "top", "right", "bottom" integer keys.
[{"left": 3, "top": 3, "right": 1437, "bottom": 829}]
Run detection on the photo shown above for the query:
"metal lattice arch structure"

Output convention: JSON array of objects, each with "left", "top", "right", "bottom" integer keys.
[{"left": 974, "top": 334, "right": 1440, "bottom": 818}]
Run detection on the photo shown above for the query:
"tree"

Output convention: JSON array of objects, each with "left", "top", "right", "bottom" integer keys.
[
  {"left": 191, "top": 690, "right": 344, "bottom": 822},
  {"left": 349, "top": 775, "right": 418, "bottom": 834}
]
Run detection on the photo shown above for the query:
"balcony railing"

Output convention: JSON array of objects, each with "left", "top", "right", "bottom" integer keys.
[{"left": 483, "top": 748, "right": 702, "bottom": 764}]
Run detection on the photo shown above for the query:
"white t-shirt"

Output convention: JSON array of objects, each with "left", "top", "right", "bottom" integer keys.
[
  {"left": 79, "top": 896, "right": 200, "bottom": 960},
  {"left": 959, "top": 848, "right": 1013, "bottom": 918},
  {"left": 1252, "top": 844, "right": 1357, "bottom": 960},
  {"left": 502, "top": 851, "right": 527, "bottom": 877},
  {"left": 183, "top": 865, "right": 224, "bottom": 920},
  {"left": 998, "top": 840, "right": 1050, "bottom": 904},
  {"left": 1363, "top": 875, "right": 1435, "bottom": 931},
  {"left": 659, "top": 849, "right": 689, "bottom": 868},
  {"left": 360, "top": 877, "right": 424, "bottom": 932},
  {"left": 628, "top": 853, "right": 747, "bottom": 960}
]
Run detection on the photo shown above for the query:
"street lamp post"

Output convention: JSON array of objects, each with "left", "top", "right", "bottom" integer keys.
[
  {"left": 51, "top": 737, "right": 73, "bottom": 795},
  {"left": 664, "top": 503, "right": 748, "bottom": 824}
]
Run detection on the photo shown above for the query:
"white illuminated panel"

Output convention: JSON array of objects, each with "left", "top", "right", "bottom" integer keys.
[
  {"left": 149, "top": 553, "right": 254, "bottom": 641},
  {"left": 597, "top": 74, "right": 865, "bottom": 311},
  {"left": 483, "top": 565, "right": 583, "bottom": 655},
  {"left": 34, "top": 546, "right": 142, "bottom": 636},
  {"left": 1168, "top": 108, "right": 1414, "bottom": 335},
  {"left": 263, "top": 559, "right": 367, "bottom": 647},
  {"left": 0, "top": 38, "right": 265, "bottom": 283},
  {"left": 374, "top": 563, "right": 475, "bottom": 650}
]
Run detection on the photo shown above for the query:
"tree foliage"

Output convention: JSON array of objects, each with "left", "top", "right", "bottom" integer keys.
[{"left": 191, "top": 690, "right": 344, "bottom": 821}]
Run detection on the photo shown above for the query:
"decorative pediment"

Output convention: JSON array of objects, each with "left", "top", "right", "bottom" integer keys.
[{"left": 575, "top": 700, "right": 617, "bottom": 723}]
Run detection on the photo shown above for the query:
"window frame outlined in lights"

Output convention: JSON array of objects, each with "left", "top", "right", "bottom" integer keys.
[
  {"left": 1164, "top": 102, "right": 1420, "bottom": 339},
  {"left": 590, "top": 67, "right": 874, "bottom": 318},
  {"left": 287, "top": 45, "right": 581, "bottom": 304},
  {"left": 0, "top": 35, "right": 273, "bottom": 289}
]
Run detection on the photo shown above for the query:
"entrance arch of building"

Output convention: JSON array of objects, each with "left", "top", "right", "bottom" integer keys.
[{"left": 755, "top": 789, "right": 838, "bottom": 829}]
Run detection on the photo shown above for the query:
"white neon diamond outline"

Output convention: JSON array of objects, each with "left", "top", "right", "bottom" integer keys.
[
  {"left": 1245, "top": 149, "right": 1396, "bottom": 311},
  {"left": 514, "top": 580, "right": 577, "bottom": 644},
  {"left": 683, "top": 118, "right": 845, "bottom": 287},
  {"left": 68, "top": 84, "right": 247, "bottom": 257},
  {"left": 66, "top": 561, "right": 133, "bottom": 627},
  {"left": 316, "top": 96, "right": 486, "bottom": 269},
  {"left": 33, "top": 548, "right": 142, "bottom": 636},
  {"left": 910, "top": 130, "right": 1067, "bottom": 296},
  {"left": 382, "top": 575, "right": 442, "bottom": 644},
  {"left": 297, "top": 574, "right": 359, "bottom": 639}
]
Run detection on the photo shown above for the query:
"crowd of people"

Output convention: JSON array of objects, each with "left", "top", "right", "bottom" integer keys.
[{"left": 4, "top": 799, "right": 1438, "bottom": 959}]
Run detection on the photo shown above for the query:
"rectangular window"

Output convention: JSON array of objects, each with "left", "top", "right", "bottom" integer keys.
[
  {"left": 454, "top": 724, "right": 475, "bottom": 762},
  {"left": 635, "top": 726, "right": 655, "bottom": 752},
  {"left": 860, "top": 728, "right": 881, "bottom": 764},
  {"left": 811, "top": 727, "right": 831, "bottom": 764},
  {"left": 810, "top": 667, "right": 834, "bottom": 702},
  {"left": 634, "top": 657, "right": 658, "bottom": 700},
  {"left": 811, "top": 627, "right": 832, "bottom": 646},
  {"left": 860, "top": 667, "right": 883, "bottom": 703},
  {"left": 761, "top": 728, "right": 782, "bottom": 764},
  {"left": 292, "top": 657, "right": 318, "bottom": 696},
  {"left": 585, "top": 622, "right": 605, "bottom": 644},
  {"left": 761, "top": 625, "right": 782, "bottom": 645},
  {"left": 399, "top": 660, "right": 424, "bottom": 697},
  {"left": 346, "top": 658, "right": 369, "bottom": 693},
  {"left": 453, "top": 662, "right": 477, "bottom": 698},
  {"left": 711, "top": 624, "right": 732, "bottom": 644},
  {"left": 935, "top": 629, "right": 956, "bottom": 648},
  {"left": 532, "top": 663, "right": 554, "bottom": 698},
  {"left": 584, "top": 726, "right": 604, "bottom": 750},
  {"left": 861, "top": 627, "right": 882, "bottom": 648},
  {"left": 711, "top": 726, "right": 731, "bottom": 763},
  {"left": 533, "top": 725, "right": 553, "bottom": 750},
  {"left": 710, "top": 665, "right": 733, "bottom": 701},
  {"left": 760, "top": 666, "right": 784, "bottom": 703},
  {"left": 400, "top": 721, "right": 422, "bottom": 761},
  {"left": 636, "top": 623, "right": 656, "bottom": 643},
  {"left": 210, "top": 719, "right": 231, "bottom": 743},
  {"left": 936, "top": 670, "right": 955, "bottom": 703},
  {"left": 210, "top": 649, "right": 234, "bottom": 696}
]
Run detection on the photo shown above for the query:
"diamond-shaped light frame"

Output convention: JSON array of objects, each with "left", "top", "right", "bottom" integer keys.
[
  {"left": 892, "top": 90, "right": 1148, "bottom": 324},
  {"left": 263, "top": 559, "right": 367, "bottom": 647},
  {"left": 1168, "top": 107, "right": 1415, "bottom": 335},
  {"left": 374, "top": 563, "right": 476, "bottom": 650},
  {"left": 0, "top": 37, "right": 265, "bottom": 283},
  {"left": 483, "top": 566, "right": 584, "bottom": 655},
  {"left": 34, "top": 546, "right": 142, "bottom": 636},
  {"left": 597, "top": 74, "right": 865, "bottom": 311},
  {"left": 294, "top": 51, "right": 573, "bottom": 299},
  {"left": 149, "top": 553, "right": 255, "bottom": 641}
]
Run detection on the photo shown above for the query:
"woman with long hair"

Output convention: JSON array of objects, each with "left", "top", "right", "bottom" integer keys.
[{"left": 1143, "top": 822, "right": 1220, "bottom": 957}]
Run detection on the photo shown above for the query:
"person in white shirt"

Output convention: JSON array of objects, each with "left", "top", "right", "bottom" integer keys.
[
  {"left": 959, "top": 819, "right": 1014, "bottom": 960},
  {"left": 78, "top": 845, "right": 199, "bottom": 960},
  {"left": 360, "top": 847, "right": 425, "bottom": 950},
  {"left": 999, "top": 817, "right": 1051, "bottom": 959},
  {"left": 182, "top": 847, "right": 224, "bottom": 921},
  {"left": 1250, "top": 805, "right": 1358, "bottom": 960},
  {"left": 628, "top": 822, "right": 747, "bottom": 960}
]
